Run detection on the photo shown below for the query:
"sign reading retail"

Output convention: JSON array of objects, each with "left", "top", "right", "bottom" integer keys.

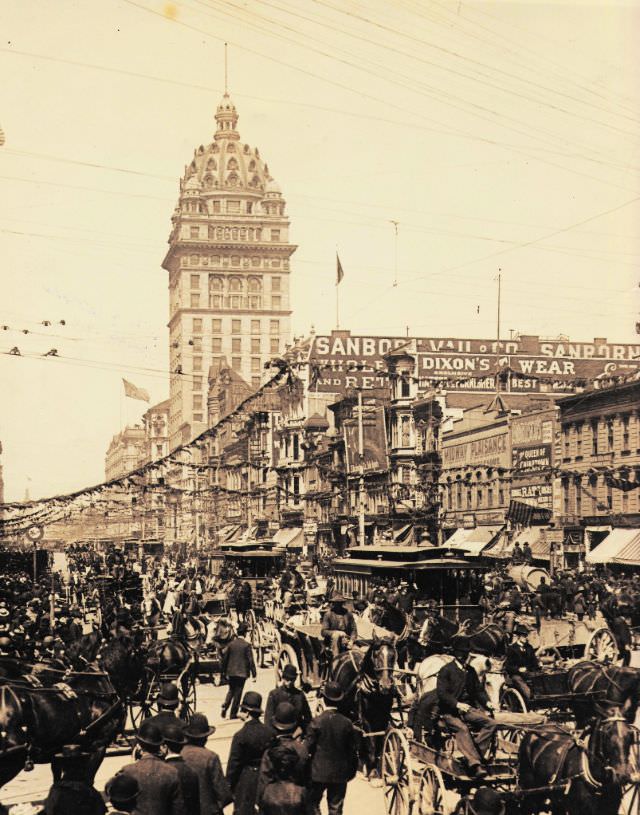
[{"left": 309, "top": 333, "right": 640, "bottom": 395}]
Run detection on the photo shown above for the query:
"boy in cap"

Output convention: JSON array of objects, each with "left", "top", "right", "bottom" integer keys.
[
  {"left": 226, "top": 691, "right": 272, "bottom": 815},
  {"left": 118, "top": 720, "right": 186, "bottom": 815},
  {"left": 182, "top": 713, "right": 232, "bottom": 815},
  {"left": 264, "top": 664, "right": 312, "bottom": 733},
  {"left": 305, "top": 682, "right": 358, "bottom": 815}
]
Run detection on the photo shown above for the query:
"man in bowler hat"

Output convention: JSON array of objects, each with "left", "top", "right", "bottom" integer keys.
[
  {"left": 305, "top": 682, "right": 358, "bottom": 815},
  {"left": 221, "top": 623, "right": 256, "bottom": 719},
  {"left": 264, "top": 664, "right": 312, "bottom": 733},
  {"left": 145, "top": 682, "right": 184, "bottom": 738},
  {"left": 226, "top": 691, "right": 272, "bottom": 815},
  {"left": 182, "top": 713, "right": 232, "bottom": 815}
]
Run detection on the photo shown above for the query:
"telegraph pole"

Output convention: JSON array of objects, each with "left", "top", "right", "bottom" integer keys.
[{"left": 357, "top": 389, "right": 366, "bottom": 547}]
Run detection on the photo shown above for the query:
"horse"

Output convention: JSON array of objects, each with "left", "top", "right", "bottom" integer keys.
[
  {"left": 65, "top": 629, "right": 102, "bottom": 670},
  {"left": 518, "top": 714, "right": 640, "bottom": 815},
  {"left": 0, "top": 669, "right": 124, "bottom": 796},
  {"left": 99, "top": 632, "right": 147, "bottom": 706},
  {"left": 410, "top": 612, "right": 506, "bottom": 665},
  {"left": 330, "top": 636, "right": 397, "bottom": 780},
  {"left": 568, "top": 661, "right": 640, "bottom": 727}
]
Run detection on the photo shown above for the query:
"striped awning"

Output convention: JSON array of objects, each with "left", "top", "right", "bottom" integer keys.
[
  {"left": 614, "top": 533, "right": 640, "bottom": 565},
  {"left": 274, "top": 527, "right": 304, "bottom": 550},
  {"left": 444, "top": 526, "right": 503, "bottom": 556},
  {"left": 587, "top": 528, "right": 640, "bottom": 564}
]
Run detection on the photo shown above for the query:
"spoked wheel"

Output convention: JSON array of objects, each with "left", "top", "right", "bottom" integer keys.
[
  {"left": 585, "top": 627, "right": 620, "bottom": 664},
  {"left": 245, "top": 608, "right": 257, "bottom": 629},
  {"left": 382, "top": 728, "right": 414, "bottom": 815},
  {"left": 621, "top": 782, "right": 640, "bottom": 814},
  {"left": 250, "top": 624, "right": 266, "bottom": 668},
  {"left": 500, "top": 686, "right": 528, "bottom": 713},
  {"left": 128, "top": 698, "right": 151, "bottom": 732},
  {"left": 276, "top": 644, "right": 301, "bottom": 685},
  {"left": 416, "top": 765, "right": 447, "bottom": 815},
  {"left": 180, "top": 676, "right": 197, "bottom": 722}
]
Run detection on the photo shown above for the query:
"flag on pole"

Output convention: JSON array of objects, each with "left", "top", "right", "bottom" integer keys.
[
  {"left": 336, "top": 253, "right": 344, "bottom": 285},
  {"left": 0, "top": 126, "right": 5, "bottom": 147},
  {"left": 122, "top": 378, "right": 150, "bottom": 402}
]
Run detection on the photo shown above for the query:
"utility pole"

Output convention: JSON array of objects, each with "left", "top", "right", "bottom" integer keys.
[
  {"left": 246, "top": 436, "right": 252, "bottom": 529},
  {"left": 357, "top": 389, "right": 366, "bottom": 547}
]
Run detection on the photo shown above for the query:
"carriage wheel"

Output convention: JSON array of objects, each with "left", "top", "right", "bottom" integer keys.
[
  {"left": 245, "top": 608, "right": 257, "bottom": 629},
  {"left": 621, "top": 784, "right": 640, "bottom": 815},
  {"left": 249, "top": 624, "right": 265, "bottom": 669},
  {"left": 276, "top": 644, "right": 301, "bottom": 685},
  {"left": 585, "top": 628, "right": 620, "bottom": 664},
  {"left": 382, "top": 728, "right": 414, "bottom": 815},
  {"left": 417, "top": 766, "right": 447, "bottom": 815},
  {"left": 500, "top": 686, "right": 528, "bottom": 714},
  {"left": 180, "top": 675, "right": 197, "bottom": 722},
  {"left": 128, "top": 698, "right": 151, "bottom": 732}
]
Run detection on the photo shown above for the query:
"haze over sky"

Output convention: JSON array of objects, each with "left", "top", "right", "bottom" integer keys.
[{"left": 1, "top": 0, "right": 639, "bottom": 502}]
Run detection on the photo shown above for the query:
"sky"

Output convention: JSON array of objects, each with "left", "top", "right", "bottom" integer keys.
[{"left": 0, "top": 0, "right": 639, "bottom": 502}]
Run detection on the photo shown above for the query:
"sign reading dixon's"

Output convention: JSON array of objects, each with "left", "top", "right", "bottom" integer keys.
[{"left": 310, "top": 333, "right": 640, "bottom": 395}]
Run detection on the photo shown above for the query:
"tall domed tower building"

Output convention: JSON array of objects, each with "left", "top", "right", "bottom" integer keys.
[{"left": 163, "top": 94, "right": 296, "bottom": 449}]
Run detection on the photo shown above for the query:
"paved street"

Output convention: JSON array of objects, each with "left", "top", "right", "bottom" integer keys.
[{"left": 0, "top": 662, "right": 387, "bottom": 814}]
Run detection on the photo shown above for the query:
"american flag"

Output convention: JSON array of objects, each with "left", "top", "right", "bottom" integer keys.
[{"left": 0, "top": 126, "right": 5, "bottom": 146}]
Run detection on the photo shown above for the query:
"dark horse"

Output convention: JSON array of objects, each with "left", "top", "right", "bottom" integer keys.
[
  {"left": 518, "top": 714, "right": 640, "bottom": 815},
  {"left": 568, "top": 660, "right": 640, "bottom": 726},
  {"left": 0, "top": 670, "right": 124, "bottom": 803},
  {"left": 409, "top": 612, "right": 506, "bottom": 665},
  {"left": 330, "top": 637, "right": 397, "bottom": 779}
]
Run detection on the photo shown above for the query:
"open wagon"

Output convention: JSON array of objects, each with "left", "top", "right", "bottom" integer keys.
[
  {"left": 499, "top": 665, "right": 604, "bottom": 723},
  {"left": 381, "top": 726, "right": 519, "bottom": 815},
  {"left": 196, "top": 592, "right": 233, "bottom": 685}
]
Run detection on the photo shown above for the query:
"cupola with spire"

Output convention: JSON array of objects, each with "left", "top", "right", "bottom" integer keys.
[{"left": 214, "top": 93, "right": 239, "bottom": 141}]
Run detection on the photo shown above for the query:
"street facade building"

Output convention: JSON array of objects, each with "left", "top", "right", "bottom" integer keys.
[
  {"left": 104, "top": 425, "right": 147, "bottom": 482},
  {"left": 163, "top": 92, "right": 296, "bottom": 451},
  {"left": 557, "top": 379, "right": 640, "bottom": 566}
]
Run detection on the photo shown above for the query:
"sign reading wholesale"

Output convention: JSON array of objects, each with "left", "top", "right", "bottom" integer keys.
[{"left": 310, "top": 334, "right": 640, "bottom": 394}]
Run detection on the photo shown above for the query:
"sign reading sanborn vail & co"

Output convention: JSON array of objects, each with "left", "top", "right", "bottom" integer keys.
[{"left": 309, "top": 333, "right": 640, "bottom": 395}]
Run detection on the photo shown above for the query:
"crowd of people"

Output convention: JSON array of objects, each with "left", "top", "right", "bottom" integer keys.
[{"left": 1, "top": 541, "right": 639, "bottom": 815}]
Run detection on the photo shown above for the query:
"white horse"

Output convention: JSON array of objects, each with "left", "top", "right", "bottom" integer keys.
[{"left": 414, "top": 653, "right": 505, "bottom": 710}]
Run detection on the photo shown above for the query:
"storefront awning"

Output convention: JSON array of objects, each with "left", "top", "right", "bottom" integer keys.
[
  {"left": 274, "top": 527, "right": 304, "bottom": 550},
  {"left": 613, "top": 533, "right": 640, "bottom": 565},
  {"left": 444, "top": 526, "right": 502, "bottom": 556},
  {"left": 587, "top": 528, "right": 640, "bottom": 564},
  {"left": 394, "top": 524, "right": 413, "bottom": 543}
]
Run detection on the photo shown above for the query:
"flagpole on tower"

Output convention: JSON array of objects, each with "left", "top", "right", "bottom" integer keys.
[{"left": 336, "top": 251, "right": 344, "bottom": 330}]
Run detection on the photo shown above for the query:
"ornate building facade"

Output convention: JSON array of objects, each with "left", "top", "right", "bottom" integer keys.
[{"left": 163, "top": 93, "right": 296, "bottom": 450}]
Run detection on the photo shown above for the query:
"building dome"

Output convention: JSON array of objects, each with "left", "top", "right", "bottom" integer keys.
[{"left": 179, "top": 94, "right": 278, "bottom": 198}]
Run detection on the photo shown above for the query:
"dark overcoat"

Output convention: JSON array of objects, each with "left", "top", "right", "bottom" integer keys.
[
  {"left": 305, "top": 708, "right": 357, "bottom": 785},
  {"left": 222, "top": 637, "right": 256, "bottom": 679},
  {"left": 120, "top": 755, "right": 186, "bottom": 815},
  {"left": 226, "top": 718, "right": 273, "bottom": 815},
  {"left": 182, "top": 743, "right": 232, "bottom": 815}
]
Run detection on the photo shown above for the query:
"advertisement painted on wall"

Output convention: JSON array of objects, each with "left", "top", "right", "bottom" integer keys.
[
  {"left": 511, "top": 412, "right": 556, "bottom": 509},
  {"left": 309, "top": 334, "right": 640, "bottom": 395},
  {"left": 442, "top": 430, "right": 510, "bottom": 469}
]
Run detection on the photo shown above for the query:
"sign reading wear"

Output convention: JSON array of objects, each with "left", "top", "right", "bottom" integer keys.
[{"left": 309, "top": 335, "right": 640, "bottom": 394}]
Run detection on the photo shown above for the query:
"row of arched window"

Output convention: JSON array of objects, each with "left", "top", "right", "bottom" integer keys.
[{"left": 209, "top": 276, "right": 262, "bottom": 292}]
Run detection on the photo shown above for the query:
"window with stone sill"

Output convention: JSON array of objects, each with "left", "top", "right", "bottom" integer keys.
[
  {"left": 190, "top": 294, "right": 200, "bottom": 308},
  {"left": 232, "top": 320, "right": 241, "bottom": 333},
  {"left": 190, "top": 227, "right": 199, "bottom": 239},
  {"left": 193, "top": 376, "right": 202, "bottom": 390},
  {"left": 232, "top": 338, "right": 241, "bottom": 353},
  {"left": 270, "top": 320, "right": 280, "bottom": 335},
  {"left": 251, "top": 319, "right": 260, "bottom": 334},
  {"left": 229, "top": 277, "right": 242, "bottom": 292},
  {"left": 192, "top": 318, "right": 202, "bottom": 332},
  {"left": 193, "top": 413, "right": 203, "bottom": 422},
  {"left": 212, "top": 319, "right": 222, "bottom": 333},
  {"left": 210, "top": 295, "right": 222, "bottom": 309},
  {"left": 272, "top": 296, "right": 281, "bottom": 309},
  {"left": 190, "top": 274, "right": 200, "bottom": 289},
  {"left": 251, "top": 338, "right": 260, "bottom": 353},
  {"left": 212, "top": 338, "right": 222, "bottom": 353},
  {"left": 272, "top": 276, "right": 281, "bottom": 291},
  {"left": 270, "top": 338, "right": 279, "bottom": 354},
  {"left": 192, "top": 357, "right": 202, "bottom": 372},
  {"left": 252, "top": 376, "right": 261, "bottom": 388}
]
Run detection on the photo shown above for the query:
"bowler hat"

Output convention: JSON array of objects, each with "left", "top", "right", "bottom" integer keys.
[
  {"left": 272, "top": 702, "right": 298, "bottom": 732},
  {"left": 514, "top": 623, "right": 530, "bottom": 636},
  {"left": 472, "top": 787, "right": 506, "bottom": 815},
  {"left": 157, "top": 682, "right": 180, "bottom": 708},
  {"left": 164, "top": 722, "right": 186, "bottom": 747},
  {"left": 107, "top": 774, "right": 139, "bottom": 805},
  {"left": 184, "top": 713, "right": 216, "bottom": 739},
  {"left": 282, "top": 664, "right": 298, "bottom": 681},
  {"left": 330, "top": 593, "right": 346, "bottom": 604},
  {"left": 322, "top": 681, "right": 344, "bottom": 704},
  {"left": 451, "top": 636, "right": 471, "bottom": 657},
  {"left": 241, "top": 691, "right": 263, "bottom": 714},
  {"left": 137, "top": 720, "right": 163, "bottom": 749}
]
